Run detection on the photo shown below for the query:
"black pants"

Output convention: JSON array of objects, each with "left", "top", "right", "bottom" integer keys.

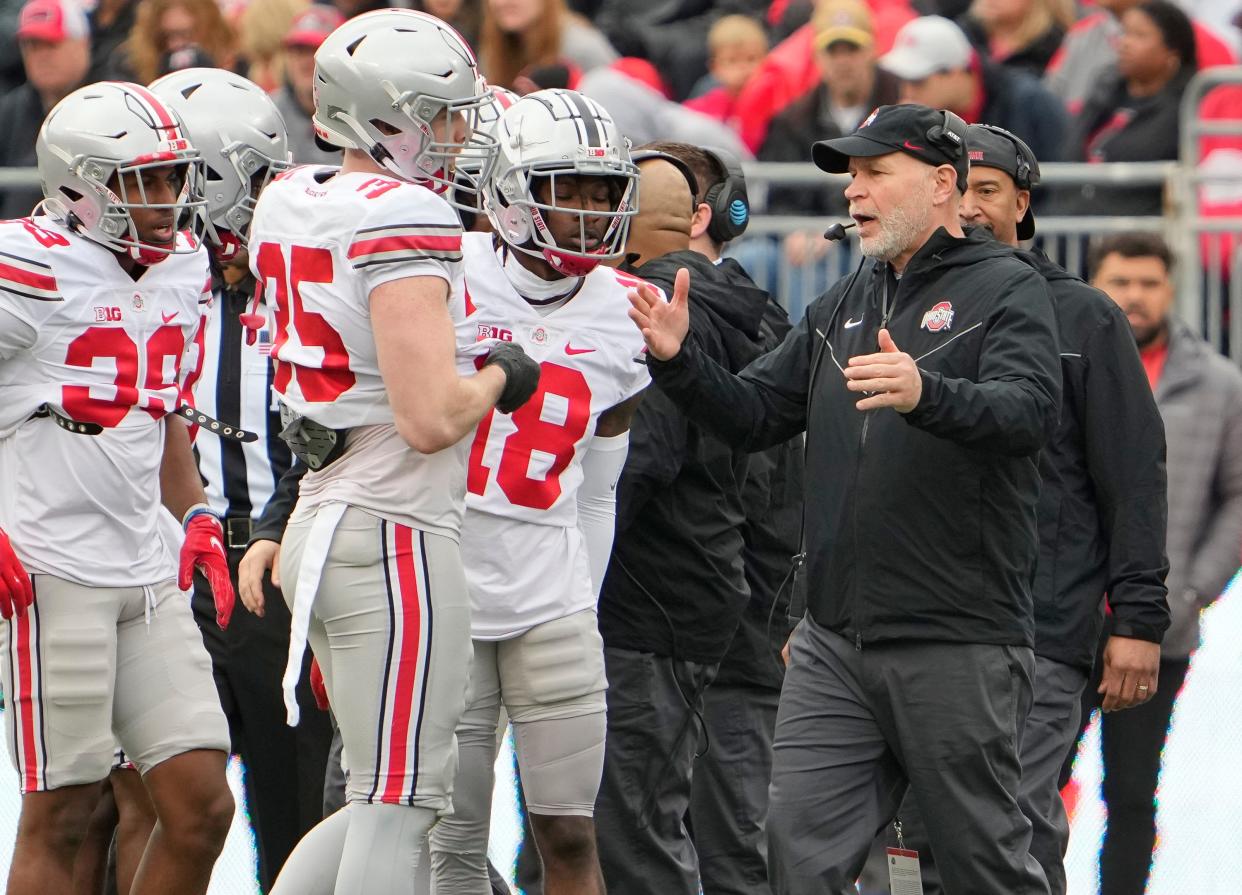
[
  {"left": 1062, "top": 652, "right": 1191, "bottom": 895},
  {"left": 192, "top": 550, "right": 333, "bottom": 893},
  {"left": 595, "top": 646, "right": 718, "bottom": 895},
  {"left": 688, "top": 683, "right": 780, "bottom": 895}
]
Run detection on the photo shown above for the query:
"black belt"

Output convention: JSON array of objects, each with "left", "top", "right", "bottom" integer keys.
[
  {"left": 225, "top": 516, "right": 253, "bottom": 550},
  {"left": 34, "top": 404, "right": 258, "bottom": 443}
]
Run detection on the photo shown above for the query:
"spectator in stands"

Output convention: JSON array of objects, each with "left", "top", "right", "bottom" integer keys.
[
  {"left": 270, "top": 4, "right": 343, "bottom": 166},
  {"left": 882, "top": 15, "right": 1067, "bottom": 162},
  {"left": 577, "top": 59, "right": 752, "bottom": 159},
  {"left": 591, "top": 0, "right": 770, "bottom": 101},
  {"left": 1070, "top": 231, "right": 1242, "bottom": 895},
  {"left": 958, "top": 0, "right": 1075, "bottom": 77},
  {"left": 479, "top": 0, "right": 617, "bottom": 91},
  {"left": 759, "top": 0, "right": 899, "bottom": 274},
  {"left": 124, "top": 0, "right": 237, "bottom": 85},
  {"left": 84, "top": 0, "right": 135, "bottom": 82},
  {"left": 236, "top": 0, "right": 307, "bottom": 93},
  {"left": 730, "top": 1, "right": 914, "bottom": 153},
  {"left": 423, "top": 0, "right": 482, "bottom": 47},
  {"left": 1059, "top": 0, "right": 1196, "bottom": 216},
  {"left": 0, "top": 0, "right": 90, "bottom": 220},
  {"left": 684, "top": 14, "right": 769, "bottom": 127},
  {"left": 0, "top": 0, "right": 27, "bottom": 95},
  {"left": 1046, "top": 0, "right": 1234, "bottom": 113}
]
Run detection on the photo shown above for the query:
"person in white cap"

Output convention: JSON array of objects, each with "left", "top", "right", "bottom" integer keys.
[{"left": 880, "top": 15, "right": 1067, "bottom": 165}]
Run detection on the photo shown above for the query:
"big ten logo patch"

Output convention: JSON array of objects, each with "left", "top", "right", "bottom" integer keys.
[
  {"left": 94, "top": 306, "right": 123, "bottom": 322},
  {"left": 477, "top": 324, "right": 513, "bottom": 342}
]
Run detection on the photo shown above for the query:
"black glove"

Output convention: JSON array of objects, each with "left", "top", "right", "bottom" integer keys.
[{"left": 485, "top": 342, "right": 541, "bottom": 413}]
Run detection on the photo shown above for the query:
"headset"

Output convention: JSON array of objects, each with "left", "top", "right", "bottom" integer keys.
[
  {"left": 629, "top": 149, "right": 700, "bottom": 217},
  {"left": 924, "top": 109, "right": 969, "bottom": 192},
  {"left": 973, "top": 122, "right": 1041, "bottom": 190},
  {"left": 700, "top": 146, "right": 749, "bottom": 244}
]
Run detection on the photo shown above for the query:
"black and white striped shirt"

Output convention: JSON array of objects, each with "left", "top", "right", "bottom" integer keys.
[{"left": 191, "top": 277, "right": 291, "bottom": 524}]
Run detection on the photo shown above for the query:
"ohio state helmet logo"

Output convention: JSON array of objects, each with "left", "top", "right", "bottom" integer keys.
[{"left": 921, "top": 301, "right": 954, "bottom": 332}]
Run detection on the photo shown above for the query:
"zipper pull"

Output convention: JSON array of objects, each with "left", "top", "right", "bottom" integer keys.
[{"left": 855, "top": 632, "right": 862, "bottom": 651}]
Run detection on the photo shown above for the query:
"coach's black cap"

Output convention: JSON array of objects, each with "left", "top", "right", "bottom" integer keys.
[
  {"left": 965, "top": 123, "right": 1041, "bottom": 239},
  {"left": 812, "top": 103, "right": 969, "bottom": 193}
]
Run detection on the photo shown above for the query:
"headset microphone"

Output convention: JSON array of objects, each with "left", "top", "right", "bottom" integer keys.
[{"left": 823, "top": 221, "right": 857, "bottom": 241}]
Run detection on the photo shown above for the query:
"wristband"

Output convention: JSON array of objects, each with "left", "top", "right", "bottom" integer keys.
[{"left": 182, "top": 503, "right": 221, "bottom": 532}]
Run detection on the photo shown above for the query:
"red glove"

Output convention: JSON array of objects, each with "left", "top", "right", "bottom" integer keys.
[
  {"left": 178, "top": 513, "right": 235, "bottom": 629},
  {"left": 309, "top": 657, "right": 330, "bottom": 711},
  {"left": 0, "top": 528, "right": 33, "bottom": 620}
]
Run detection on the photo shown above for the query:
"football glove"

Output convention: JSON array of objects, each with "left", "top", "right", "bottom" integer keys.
[
  {"left": 179, "top": 514, "right": 235, "bottom": 629},
  {"left": 485, "top": 342, "right": 541, "bottom": 413},
  {"left": 0, "top": 528, "right": 32, "bottom": 620},
  {"left": 309, "top": 657, "right": 330, "bottom": 711}
]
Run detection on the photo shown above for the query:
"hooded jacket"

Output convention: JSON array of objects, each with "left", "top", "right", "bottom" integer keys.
[
  {"left": 648, "top": 228, "right": 1061, "bottom": 648},
  {"left": 1020, "top": 250, "right": 1169, "bottom": 671},
  {"left": 599, "top": 250, "right": 769, "bottom": 664}
]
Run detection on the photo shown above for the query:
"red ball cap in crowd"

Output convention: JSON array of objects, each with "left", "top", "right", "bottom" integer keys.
[
  {"left": 284, "top": 4, "right": 345, "bottom": 49},
  {"left": 17, "top": 0, "right": 90, "bottom": 43}
]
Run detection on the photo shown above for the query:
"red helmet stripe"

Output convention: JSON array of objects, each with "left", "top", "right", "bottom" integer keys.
[{"left": 124, "top": 83, "right": 183, "bottom": 141}]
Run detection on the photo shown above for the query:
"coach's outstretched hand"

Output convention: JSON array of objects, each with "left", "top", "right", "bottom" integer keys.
[
  {"left": 0, "top": 527, "right": 32, "bottom": 620},
  {"left": 628, "top": 267, "right": 688, "bottom": 361},
  {"left": 180, "top": 514, "right": 236, "bottom": 629},
  {"left": 486, "top": 342, "right": 542, "bottom": 413}
]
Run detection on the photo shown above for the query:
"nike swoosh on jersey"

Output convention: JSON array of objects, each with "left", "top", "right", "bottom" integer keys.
[
  {"left": 565, "top": 343, "right": 595, "bottom": 356},
  {"left": 161, "top": 311, "right": 177, "bottom": 324},
  {"left": 844, "top": 316, "right": 863, "bottom": 329}
]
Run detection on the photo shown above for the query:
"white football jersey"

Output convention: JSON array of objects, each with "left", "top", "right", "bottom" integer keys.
[
  {"left": 457, "top": 233, "right": 652, "bottom": 638},
  {"left": 0, "top": 215, "right": 211, "bottom": 587},
  {"left": 250, "top": 166, "right": 481, "bottom": 538}
]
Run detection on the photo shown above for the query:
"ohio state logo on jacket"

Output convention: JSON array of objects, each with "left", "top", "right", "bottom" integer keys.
[{"left": 921, "top": 300, "right": 954, "bottom": 332}]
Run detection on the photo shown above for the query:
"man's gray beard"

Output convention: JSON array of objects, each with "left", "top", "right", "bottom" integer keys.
[{"left": 858, "top": 181, "right": 935, "bottom": 263}]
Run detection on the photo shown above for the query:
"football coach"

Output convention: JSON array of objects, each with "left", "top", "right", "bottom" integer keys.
[{"left": 626, "top": 104, "right": 1060, "bottom": 895}]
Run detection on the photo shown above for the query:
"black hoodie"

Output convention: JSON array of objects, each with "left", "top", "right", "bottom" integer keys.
[
  {"left": 598, "top": 250, "right": 769, "bottom": 664},
  {"left": 648, "top": 229, "right": 1061, "bottom": 649}
]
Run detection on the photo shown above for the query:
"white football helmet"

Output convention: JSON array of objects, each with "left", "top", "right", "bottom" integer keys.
[
  {"left": 36, "top": 81, "right": 208, "bottom": 264},
  {"left": 150, "top": 68, "right": 292, "bottom": 259},
  {"left": 455, "top": 83, "right": 518, "bottom": 194},
  {"left": 484, "top": 89, "right": 638, "bottom": 276},
  {"left": 312, "top": 9, "right": 496, "bottom": 204}
]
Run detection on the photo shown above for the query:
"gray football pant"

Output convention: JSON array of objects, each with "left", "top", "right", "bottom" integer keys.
[
  {"left": 766, "top": 616, "right": 1049, "bottom": 895},
  {"left": 898, "top": 654, "right": 1088, "bottom": 895}
]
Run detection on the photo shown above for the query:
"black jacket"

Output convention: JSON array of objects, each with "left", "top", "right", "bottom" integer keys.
[
  {"left": 716, "top": 265, "right": 804, "bottom": 690},
  {"left": 598, "top": 250, "right": 768, "bottom": 664},
  {"left": 977, "top": 57, "right": 1068, "bottom": 164},
  {"left": 1058, "top": 68, "right": 1191, "bottom": 216},
  {"left": 1020, "top": 250, "right": 1169, "bottom": 670},
  {"left": 649, "top": 229, "right": 1061, "bottom": 649}
]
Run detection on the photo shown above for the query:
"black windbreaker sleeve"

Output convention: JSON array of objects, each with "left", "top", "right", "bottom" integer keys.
[
  {"left": 615, "top": 381, "right": 688, "bottom": 533},
  {"left": 249, "top": 459, "right": 308, "bottom": 545},
  {"left": 901, "top": 270, "right": 1061, "bottom": 456},
  {"left": 648, "top": 306, "right": 814, "bottom": 452},
  {"left": 1083, "top": 304, "right": 1170, "bottom": 642}
]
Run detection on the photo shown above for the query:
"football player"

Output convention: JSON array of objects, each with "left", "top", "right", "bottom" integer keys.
[
  {"left": 0, "top": 81, "right": 236, "bottom": 895},
  {"left": 429, "top": 88, "right": 651, "bottom": 895},
  {"left": 149, "top": 67, "right": 336, "bottom": 889},
  {"left": 246, "top": 11, "right": 539, "bottom": 895}
]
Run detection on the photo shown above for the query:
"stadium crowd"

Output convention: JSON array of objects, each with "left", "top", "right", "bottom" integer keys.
[{"left": 0, "top": 2, "right": 1240, "bottom": 895}]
